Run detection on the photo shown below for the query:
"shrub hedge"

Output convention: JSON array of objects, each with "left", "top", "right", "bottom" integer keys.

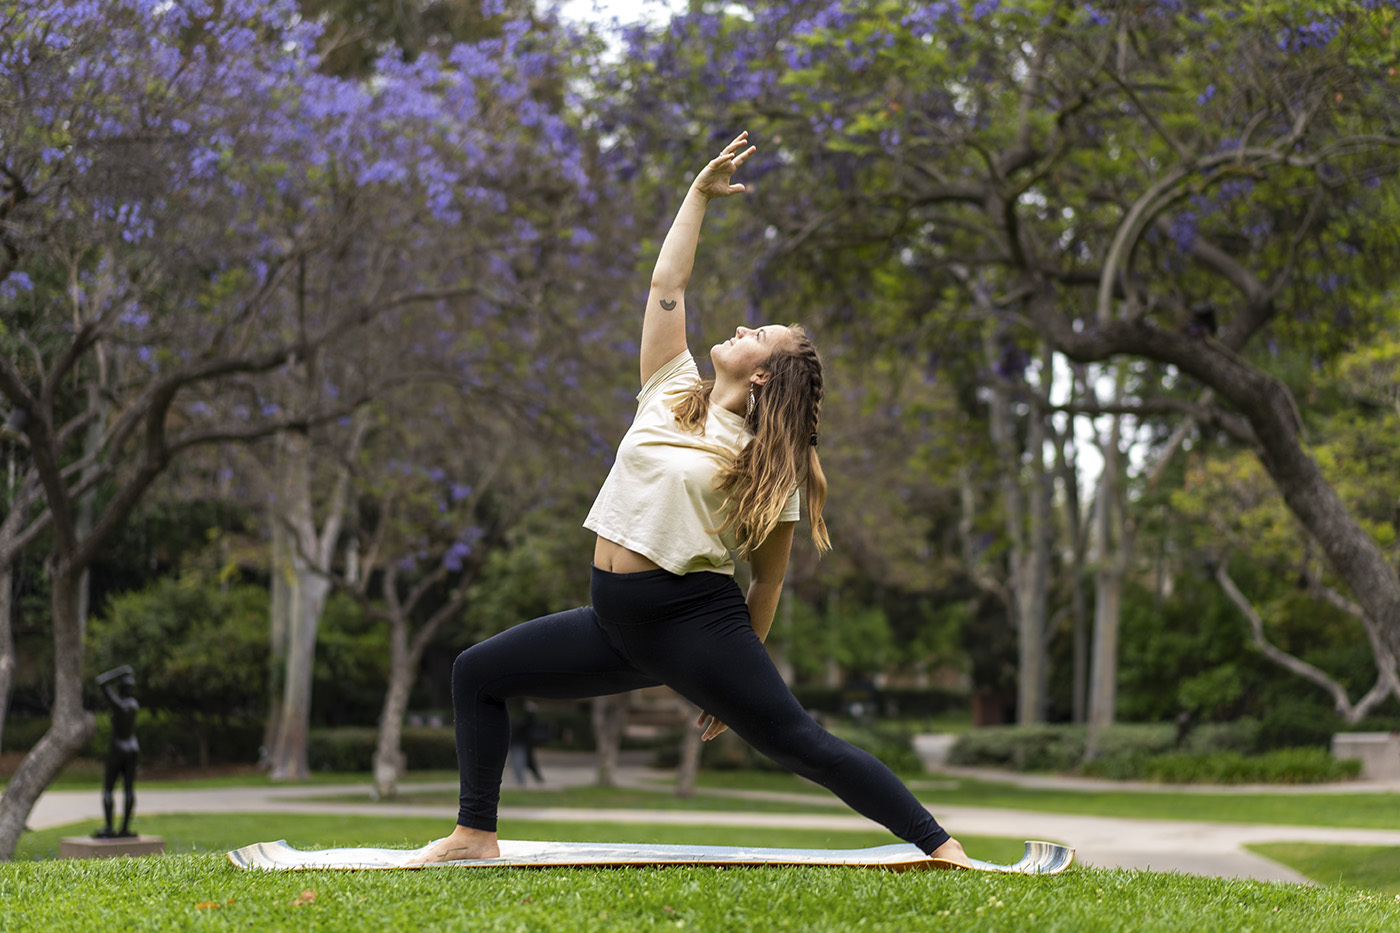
[
  {"left": 3, "top": 712, "right": 263, "bottom": 769},
  {"left": 791, "top": 686, "right": 965, "bottom": 718},
  {"left": 1129, "top": 748, "right": 1363, "bottom": 785},
  {"left": 950, "top": 722, "right": 1366, "bottom": 784},
  {"left": 307, "top": 726, "right": 459, "bottom": 772}
]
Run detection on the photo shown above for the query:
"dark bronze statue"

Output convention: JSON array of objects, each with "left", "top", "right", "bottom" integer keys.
[{"left": 94, "top": 665, "right": 140, "bottom": 839}]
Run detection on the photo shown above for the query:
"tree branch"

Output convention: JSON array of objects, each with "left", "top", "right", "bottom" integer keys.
[
  {"left": 1050, "top": 395, "right": 1258, "bottom": 448},
  {"left": 1215, "top": 561, "right": 1357, "bottom": 717}
]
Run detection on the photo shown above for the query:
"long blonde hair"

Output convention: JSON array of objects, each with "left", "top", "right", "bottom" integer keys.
[{"left": 671, "top": 324, "right": 831, "bottom": 558}]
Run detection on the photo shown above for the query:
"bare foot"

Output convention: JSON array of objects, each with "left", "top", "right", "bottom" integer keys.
[
  {"left": 403, "top": 826, "right": 500, "bottom": 867},
  {"left": 930, "top": 837, "right": 973, "bottom": 869}
]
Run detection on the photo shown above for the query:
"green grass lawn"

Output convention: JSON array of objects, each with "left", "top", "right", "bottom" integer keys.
[
  {"left": 14, "top": 760, "right": 1400, "bottom": 917},
  {"left": 1248, "top": 843, "right": 1400, "bottom": 895},
  {"left": 4, "top": 847, "right": 1398, "bottom": 933},
  {"left": 6, "top": 783, "right": 1400, "bottom": 930}
]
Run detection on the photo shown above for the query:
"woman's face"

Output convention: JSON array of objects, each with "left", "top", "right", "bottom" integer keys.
[{"left": 712, "top": 324, "right": 795, "bottom": 382}]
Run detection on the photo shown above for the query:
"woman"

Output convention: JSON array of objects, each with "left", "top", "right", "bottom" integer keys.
[{"left": 411, "top": 132, "right": 970, "bottom": 867}]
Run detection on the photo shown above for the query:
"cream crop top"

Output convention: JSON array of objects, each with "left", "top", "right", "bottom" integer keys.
[{"left": 583, "top": 350, "right": 801, "bottom": 576}]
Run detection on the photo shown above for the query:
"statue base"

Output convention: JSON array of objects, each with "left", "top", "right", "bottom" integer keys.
[{"left": 60, "top": 835, "right": 166, "bottom": 859}]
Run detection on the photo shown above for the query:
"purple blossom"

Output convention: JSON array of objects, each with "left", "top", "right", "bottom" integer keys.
[
  {"left": 902, "top": 2, "right": 959, "bottom": 33},
  {"left": 1083, "top": 5, "right": 1112, "bottom": 27},
  {"left": 1243, "top": 218, "right": 1273, "bottom": 240},
  {"left": 443, "top": 540, "right": 472, "bottom": 572},
  {"left": 1169, "top": 211, "right": 1198, "bottom": 253},
  {"left": 0, "top": 272, "right": 34, "bottom": 301},
  {"left": 1316, "top": 273, "right": 1347, "bottom": 295},
  {"left": 1278, "top": 17, "right": 1340, "bottom": 52}
]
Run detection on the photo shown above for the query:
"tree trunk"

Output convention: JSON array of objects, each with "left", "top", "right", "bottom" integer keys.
[
  {"left": 592, "top": 694, "right": 627, "bottom": 787},
  {"left": 372, "top": 624, "right": 414, "bottom": 800},
  {"left": 675, "top": 710, "right": 703, "bottom": 799},
  {"left": 0, "top": 563, "right": 13, "bottom": 753},
  {"left": 991, "top": 343, "right": 1055, "bottom": 726},
  {"left": 1052, "top": 366, "right": 1091, "bottom": 724},
  {"left": 0, "top": 564, "right": 96, "bottom": 860},
  {"left": 1016, "top": 401, "right": 1054, "bottom": 726},
  {"left": 73, "top": 381, "right": 106, "bottom": 645},
  {"left": 265, "top": 423, "right": 359, "bottom": 781},
  {"left": 1086, "top": 369, "right": 1130, "bottom": 759},
  {"left": 268, "top": 562, "right": 331, "bottom": 781},
  {"left": 262, "top": 517, "right": 291, "bottom": 767}
]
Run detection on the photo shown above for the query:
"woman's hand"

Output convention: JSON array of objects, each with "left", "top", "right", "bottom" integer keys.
[
  {"left": 696, "top": 709, "right": 730, "bottom": 741},
  {"left": 691, "top": 131, "right": 756, "bottom": 200}
]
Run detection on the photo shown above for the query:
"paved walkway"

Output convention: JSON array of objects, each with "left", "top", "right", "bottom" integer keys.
[{"left": 22, "top": 752, "right": 1400, "bottom": 885}]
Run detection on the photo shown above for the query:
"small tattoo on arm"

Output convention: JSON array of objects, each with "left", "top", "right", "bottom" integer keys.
[{"left": 660, "top": 299, "right": 677, "bottom": 311}]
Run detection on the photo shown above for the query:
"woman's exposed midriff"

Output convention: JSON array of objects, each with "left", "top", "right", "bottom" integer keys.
[{"left": 592, "top": 536, "right": 663, "bottom": 574}]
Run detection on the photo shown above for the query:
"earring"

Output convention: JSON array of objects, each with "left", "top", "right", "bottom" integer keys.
[{"left": 747, "top": 385, "right": 756, "bottom": 417}]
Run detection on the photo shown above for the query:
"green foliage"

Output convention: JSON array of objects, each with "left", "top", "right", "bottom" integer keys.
[
  {"left": 1114, "top": 577, "right": 1273, "bottom": 723},
  {"left": 1180, "top": 719, "right": 1264, "bottom": 756},
  {"left": 1177, "top": 664, "right": 1246, "bottom": 721},
  {"left": 825, "top": 722, "right": 924, "bottom": 774},
  {"left": 311, "top": 592, "right": 390, "bottom": 726},
  {"left": 1134, "top": 748, "right": 1362, "bottom": 785},
  {"left": 1254, "top": 700, "right": 1344, "bottom": 752},
  {"left": 947, "top": 724, "right": 1102, "bottom": 772},
  {"left": 785, "top": 598, "right": 896, "bottom": 678},
  {"left": 460, "top": 511, "right": 595, "bottom": 642},
  {"left": 86, "top": 709, "right": 264, "bottom": 770},
  {"left": 953, "top": 721, "right": 1363, "bottom": 785},
  {"left": 306, "top": 727, "right": 457, "bottom": 773},
  {"left": 790, "top": 686, "right": 965, "bottom": 718},
  {"left": 3, "top": 710, "right": 265, "bottom": 769},
  {"left": 85, "top": 574, "right": 271, "bottom": 719},
  {"left": 84, "top": 572, "right": 393, "bottom": 742}
]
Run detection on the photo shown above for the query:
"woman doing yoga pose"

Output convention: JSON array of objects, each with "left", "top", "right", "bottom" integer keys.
[{"left": 411, "top": 132, "right": 969, "bottom": 868}]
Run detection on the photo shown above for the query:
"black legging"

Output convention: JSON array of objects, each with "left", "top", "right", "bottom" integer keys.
[{"left": 452, "top": 565, "right": 950, "bottom": 855}]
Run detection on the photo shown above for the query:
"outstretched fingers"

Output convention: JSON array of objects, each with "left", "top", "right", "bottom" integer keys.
[
  {"left": 722, "top": 130, "right": 750, "bottom": 155},
  {"left": 695, "top": 132, "right": 757, "bottom": 197}
]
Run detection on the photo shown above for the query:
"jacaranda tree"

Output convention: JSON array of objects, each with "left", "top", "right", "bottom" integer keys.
[
  {"left": 0, "top": 0, "right": 598, "bottom": 857},
  {"left": 598, "top": 0, "right": 1400, "bottom": 723}
]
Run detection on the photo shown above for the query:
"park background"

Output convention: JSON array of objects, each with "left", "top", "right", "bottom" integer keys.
[{"left": 2, "top": 0, "right": 1400, "bottom": 917}]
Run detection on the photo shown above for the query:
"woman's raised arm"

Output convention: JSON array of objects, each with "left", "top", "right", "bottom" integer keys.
[{"left": 639, "top": 131, "right": 756, "bottom": 386}]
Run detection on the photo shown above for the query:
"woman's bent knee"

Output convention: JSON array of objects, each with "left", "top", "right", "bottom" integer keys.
[{"left": 452, "top": 645, "right": 498, "bottom": 700}]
